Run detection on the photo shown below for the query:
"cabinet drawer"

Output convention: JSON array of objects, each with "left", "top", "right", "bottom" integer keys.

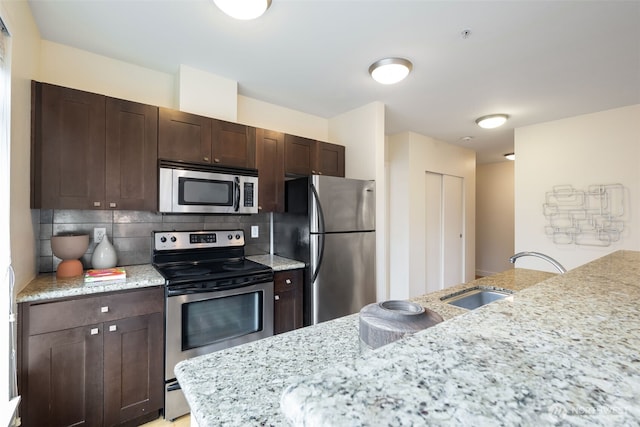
[
  {"left": 274, "top": 269, "right": 303, "bottom": 293},
  {"left": 28, "top": 297, "right": 100, "bottom": 335},
  {"left": 27, "top": 287, "right": 164, "bottom": 336},
  {"left": 100, "top": 287, "right": 164, "bottom": 321}
]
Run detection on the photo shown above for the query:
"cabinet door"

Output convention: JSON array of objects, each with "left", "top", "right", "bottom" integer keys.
[
  {"left": 316, "top": 142, "right": 345, "bottom": 177},
  {"left": 25, "top": 325, "right": 104, "bottom": 427},
  {"left": 158, "top": 108, "right": 212, "bottom": 164},
  {"left": 212, "top": 119, "right": 256, "bottom": 168},
  {"left": 274, "top": 270, "right": 304, "bottom": 334},
  {"left": 105, "top": 98, "right": 158, "bottom": 211},
  {"left": 284, "top": 134, "right": 316, "bottom": 176},
  {"left": 256, "top": 128, "right": 285, "bottom": 212},
  {"left": 103, "top": 312, "right": 164, "bottom": 426},
  {"left": 34, "top": 82, "right": 106, "bottom": 209}
]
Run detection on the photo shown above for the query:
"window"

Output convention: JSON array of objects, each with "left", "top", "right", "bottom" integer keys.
[{"left": 0, "top": 14, "right": 19, "bottom": 426}]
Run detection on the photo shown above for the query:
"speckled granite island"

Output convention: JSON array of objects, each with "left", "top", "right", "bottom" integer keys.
[
  {"left": 281, "top": 250, "right": 640, "bottom": 426},
  {"left": 174, "top": 262, "right": 557, "bottom": 426}
]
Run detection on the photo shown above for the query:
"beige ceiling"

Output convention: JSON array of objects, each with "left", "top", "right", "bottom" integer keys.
[{"left": 27, "top": 0, "right": 640, "bottom": 164}]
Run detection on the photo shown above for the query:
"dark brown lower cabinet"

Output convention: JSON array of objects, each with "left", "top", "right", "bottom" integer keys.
[
  {"left": 104, "top": 312, "right": 164, "bottom": 426},
  {"left": 274, "top": 269, "right": 304, "bottom": 334},
  {"left": 26, "top": 325, "right": 104, "bottom": 427},
  {"left": 19, "top": 287, "right": 164, "bottom": 427}
]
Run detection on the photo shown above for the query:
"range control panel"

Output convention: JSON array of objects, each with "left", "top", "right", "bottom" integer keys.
[{"left": 153, "top": 230, "right": 245, "bottom": 251}]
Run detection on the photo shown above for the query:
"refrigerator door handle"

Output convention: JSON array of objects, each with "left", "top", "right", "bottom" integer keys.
[{"left": 310, "top": 184, "right": 326, "bottom": 284}]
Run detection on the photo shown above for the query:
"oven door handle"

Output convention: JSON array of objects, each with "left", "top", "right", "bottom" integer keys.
[{"left": 233, "top": 176, "right": 241, "bottom": 212}]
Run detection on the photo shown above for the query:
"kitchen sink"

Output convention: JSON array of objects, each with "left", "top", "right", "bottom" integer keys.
[{"left": 441, "top": 288, "right": 513, "bottom": 310}]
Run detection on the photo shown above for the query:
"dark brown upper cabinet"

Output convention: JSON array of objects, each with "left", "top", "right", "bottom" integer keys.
[
  {"left": 284, "top": 134, "right": 345, "bottom": 177},
  {"left": 105, "top": 97, "right": 158, "bottom": 211},
  {"left": 316, "top": 141, "right": 345, "bottom": 177},
  {"left": 31, "top": 82, "right": 158, "bottom": 210},
  {"left": 256, "top": 128, "right": 285, "bottom": 213},
  {"left": 158, "top": 107, "right": 256, "bottom": 169}
]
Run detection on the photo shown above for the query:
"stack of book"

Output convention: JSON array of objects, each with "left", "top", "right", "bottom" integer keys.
[{"left": 84, "top": 267, "right": 127, "bottom": 283}]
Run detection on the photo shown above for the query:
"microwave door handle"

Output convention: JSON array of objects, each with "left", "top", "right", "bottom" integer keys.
[{"left": 233, "top": 177, "right": 240, "bottom": 212}]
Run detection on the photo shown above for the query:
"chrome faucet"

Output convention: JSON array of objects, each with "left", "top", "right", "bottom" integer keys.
[{"left": 509, "top": 251, "right": 567, "bottom": 274}]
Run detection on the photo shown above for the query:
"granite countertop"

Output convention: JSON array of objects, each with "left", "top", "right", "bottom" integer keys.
[
  {"left": 17, "top": 264, "right": 165, "bottom": 303},
  {"left": 247, "top": 254, "right": 306, "bottom": 271},
  {"left": 282, "top": 250, "right": 640, "bottom": 426},
  {"left": 174, "top": 267, "right": 553, "bottom": 426}
]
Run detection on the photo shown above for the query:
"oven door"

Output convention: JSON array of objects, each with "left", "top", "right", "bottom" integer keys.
[
  {"left": 164, "top": 280, "right": 273, "bottom": 420},
  {"left": 165, "top": 280, "right": 274, "bottom": 378}
]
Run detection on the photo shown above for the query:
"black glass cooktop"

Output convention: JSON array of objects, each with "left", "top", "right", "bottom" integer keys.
[{"left": 154, "top": 258, "right": 272, "bottom": 285}]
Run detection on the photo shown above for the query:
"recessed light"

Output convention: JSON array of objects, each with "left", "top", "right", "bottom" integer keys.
[
  {"left": 504, "top": 153, "right": 515, "bottom": 161},
  {"left": 476, "top": 114, "right": 509, "bottom": 129},
  {"left": 460, "top": 136, "right": 474, "bottom": 142},
  {"left": 214, "top": 0, "right": 271, "bottom": 20},
  {"left": 369, "top": 58, "right": 412, "bottom": 85}
]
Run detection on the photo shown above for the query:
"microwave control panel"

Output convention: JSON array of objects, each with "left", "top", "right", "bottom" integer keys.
[{"left": 244, "top": 183, "right": 255, "bottom": 207}]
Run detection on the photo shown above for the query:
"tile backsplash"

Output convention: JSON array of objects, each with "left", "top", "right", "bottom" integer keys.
[{"left": 37, "top": 209, "right": 271, "bottom": 273}]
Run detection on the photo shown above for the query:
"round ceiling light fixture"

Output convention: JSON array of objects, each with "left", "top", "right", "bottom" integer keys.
[
  {"left": 214, "top": 0, "right": 271, "bottom": 20},
  {"left": 475, "top": 114, "right": 509, "bottom": 129},
  {"left": 369, "top": 58, "right": 413, "bottom": 85}
]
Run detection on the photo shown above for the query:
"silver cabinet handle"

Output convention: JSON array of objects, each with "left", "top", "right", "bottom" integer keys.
[
  {"left": 203, "top": 157, "right": 209, "bottom": 162},
  {"left": 214, "top": 158, "right": 220, "bottom": 163},
  {"left": 109, "top": 202, "right": 117, "bottom": 208},
  {"left": 101, "top": 306, "right": 109, "bottom": 313},
  {"left": 285, "top": 279, "right": 292, "bottom": 285},
  {"left": 274, "top": 295, "right": 280, "bottom": 301},
  {"left": 93, "top": 201, "right": 101, "bottom": 207},
  {"left": 90, "top": 328, "right": 99, "bottom": 335},
  {"left": 109, "top": 325, "right": 117, "bottom": 332}
]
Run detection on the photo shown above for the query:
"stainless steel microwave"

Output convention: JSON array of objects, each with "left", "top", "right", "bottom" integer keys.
[{"left": 158, "top": 161, "right": 258, "bottom": 214}]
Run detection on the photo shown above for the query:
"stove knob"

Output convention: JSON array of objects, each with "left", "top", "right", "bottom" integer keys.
[
  {"left": 228, "top": 234, "right": 233, "bottom": 240},
  {"left": 160, "top": 236, "right": 167, "bottom": 243},
  {"left": 170, "top": 236, "right": 177, "bottom": 242},
  {"left": 235, "top": 234, "right": 241, "bottom": 240}
]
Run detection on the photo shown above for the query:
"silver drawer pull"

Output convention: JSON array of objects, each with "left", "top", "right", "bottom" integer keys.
[
  {"left": 90, "top": 328, "right": 99, "bottom": 335},
  {"left": 285, "top": 279, "right": 292, "bottom": 285},
  {"left": 101, "top": 306, "right": 109, "bottom": 313},
  {"left": 109, "top": 202, "right": 117, "bottom": 208},
  {"left": 275, "top": 295, "right": 280, "bottom": 301},
  {"left": 93, "top": 201, "right": 101, "bottom": 207},
  {"left": 109, "top": 325, "right": 117, "bottom": 332}
]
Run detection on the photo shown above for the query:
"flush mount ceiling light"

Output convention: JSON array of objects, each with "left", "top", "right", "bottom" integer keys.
[
  {"left": 214, "top": 0, "right": 271, "bottom": 20},
  {"left": 369, "top": 58, "right": 413, "bottom": 85},
  {"left": 475, "top": 114, "right": 509, "bottom": 129},
  {"left": 504, "top": 153, "right": 515, "bottom": 161}
]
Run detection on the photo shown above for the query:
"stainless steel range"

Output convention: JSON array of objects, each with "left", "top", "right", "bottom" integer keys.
[{"left": 152, "top": 230, "right": 274, "bottom": 421}]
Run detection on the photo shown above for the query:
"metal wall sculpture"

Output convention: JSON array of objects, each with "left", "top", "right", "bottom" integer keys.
[{"left": 543, "top": 184, "right": 627, "bottom": 246}]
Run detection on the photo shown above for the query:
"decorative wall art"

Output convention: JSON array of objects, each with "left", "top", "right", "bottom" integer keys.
[{"left": 543, "top": 184, "right": 627, "bottom": 246}]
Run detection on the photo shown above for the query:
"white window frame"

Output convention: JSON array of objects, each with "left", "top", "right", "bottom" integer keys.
[{"left": 0, "top": 12, "right": 19, "bottom": 427}]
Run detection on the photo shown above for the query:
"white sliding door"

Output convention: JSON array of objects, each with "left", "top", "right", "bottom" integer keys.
[{"left": 424, "top": 172, "right": 464, "bottom": 294}]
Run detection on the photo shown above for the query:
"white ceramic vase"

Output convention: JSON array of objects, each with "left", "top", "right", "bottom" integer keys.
[{"left": 91, "top": 235, "right": 117, "bottom": 269}]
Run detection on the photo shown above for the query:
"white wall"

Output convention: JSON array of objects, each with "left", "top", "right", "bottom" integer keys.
[
  {"left": 178, "top": 64, "right": 237, "bottom": 122},
  {"left": 329, "top": 102, "right": 387, "bottom": 301},
  {"left": 2, "top": 0, "right": 40, "bottom": 292},
  {"left": 515, "top": 104, "right": 640, "bottom": 272},
  {"left": 237, "top": 95, "right": 328, "bottom": 141},
  {"left": 388, "top": 132, "right": 476, "bottom": 299},
  {"left": 40, "top": 40, "right": 175, "bottom": 108},
  {"left": 476, "top": 161, "right": 514, "bottom": 276}
]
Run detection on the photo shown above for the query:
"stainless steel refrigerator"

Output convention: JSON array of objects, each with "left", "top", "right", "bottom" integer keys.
[{"left": 274, "top": 175, "right": 376, "bottom": 325}]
